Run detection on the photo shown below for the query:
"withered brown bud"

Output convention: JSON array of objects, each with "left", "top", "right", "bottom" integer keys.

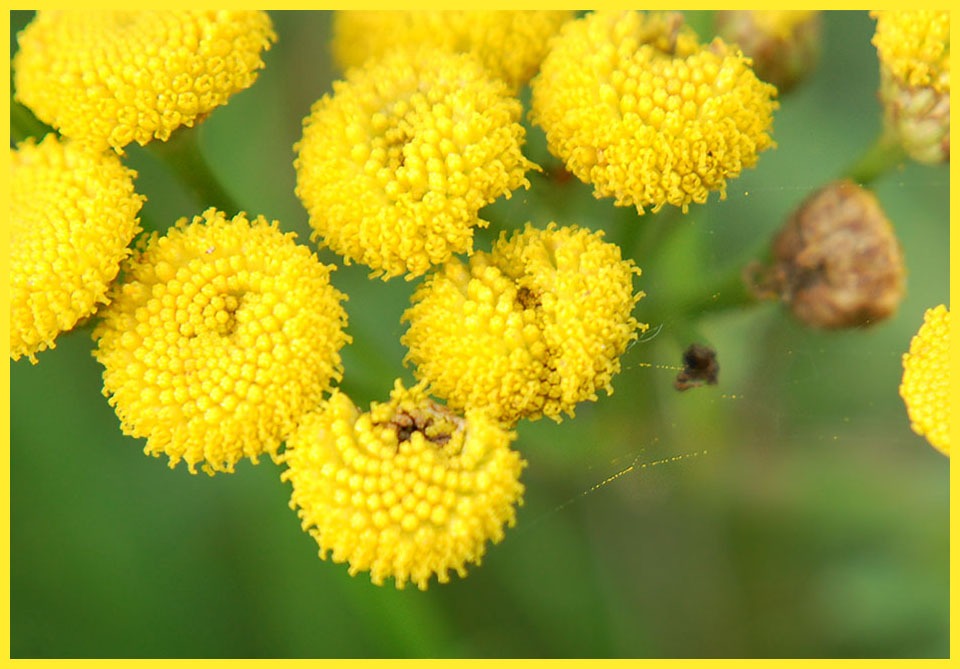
[{"left": 747, "top": 180, "right": 906, "bottom": 329}]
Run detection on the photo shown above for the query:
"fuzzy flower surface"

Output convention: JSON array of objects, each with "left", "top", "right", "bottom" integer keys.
[
  {"left": 92, "top": 208, "right": 349, "bottom": 475},
  {"left": 295, "top": 47, "right": 536, "bottom": 280},
  {"left": 871, "top": 10, "right": 949, "bottom": 93},
  {"left": 13, "top": 10, "right": 276, "bottom": 151},
  {"left": 403, "top": 223, "right": 645, "bottom": 425},
  {"left": 531, "top": 10, "right": 778, "bottom": 214},
  {"left": 281, "top": 380, "right": 525, "bottom": 590},
  {"left": 331, "top": 10, "right": 574, "bottom": 90},
  {"left": 11, "top": 135, "right": 143, "bottom": 363},
  {"left": 900, "top": 304, "right": 950, "bottom": 456}
]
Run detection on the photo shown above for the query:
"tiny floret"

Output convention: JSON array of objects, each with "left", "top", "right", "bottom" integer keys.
[
  {"left": 92, "top": 208, "right": 350, "bottom": 475},
  {"left": 900, "top": 305, "right": 950, "bottom": 456},
  {"left": 531, "top": 10, "right": 778, "bottom": 214},
  {"left": 11, "top": 135, "right": 143, "bottom": 363},
  {"left": 295, "top": 47, "right": 536, "bottom": 280},
  {"left": 281, "top": 380, "right": 525, "bottom": 590},
  {"left": 403, "top": 223, "right": 646, "bottom": 424},
  {"left": 331, "top": 10, "right": 574, "bottom": 90},
  {"left": 13, "top": 10, "right": 276, "bottom": 151}
]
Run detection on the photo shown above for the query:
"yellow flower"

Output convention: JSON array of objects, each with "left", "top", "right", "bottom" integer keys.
[
  {"left": 294, "top": 47, "right": 536, "bottom": 280},
  {"left": 900, "top": 305, "right": 950, "bottom": 455},
  {"left": 871, "top": 11, "right": 950, "bottom": 165},
  {"left": 531, "top": 10, "right": 778, "bottom": 214},
  {"left": 402, "top": 223, "right": 645, "bottom": 424},
  {"left": 13, "top": 10, "right": 276, "bottom": 152},
  {"left": 11, "top": 135, "right": 143, "bottom": 363},
  {"left": 92, "top": 208, "right": 350, "bottom": 475},
  {"left": 331, "top": 10, "right": 574, "bottom": 90},
  {"left": 871, "top": 11, "right": 949, "bottom": 93},
  {"left": 281, "top": 380, "right": 525, "bottom": 590}
]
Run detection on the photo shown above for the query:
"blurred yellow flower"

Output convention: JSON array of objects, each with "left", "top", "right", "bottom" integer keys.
[
  {"left": 714, "top": 11, "right": 822, "bottom": 92},
  {"left": 899, "top": 304, "right": 950, "bottom": 455},
  {"left": 282, "top": 380, "right": 525, "bottom": 590},
  {"left": 331, "top": 10, "right": 574, "bottom": 90},
  {"left": 872, "top": 10, "right": 949, "bottom": 93},
  {"left": 10, "top": 135, "right": 143, "bottom": 363},
  {"left": 13, "top": 10, "right": 276, "bottom": 151},
  {"left": 403, "top": 223, "right": 645, "bottom": 424},
  {"left": 295, "top": 47, "right": 536, "bottom": 280},
  {"left": 871, "top": 10, "right": 950, "bottom": 165},
  {"left": 531, "top": 10, "right": 777, "bottom": 214},
  {"left": 92, "top": 208, "right": 349, "bottom": 475}
]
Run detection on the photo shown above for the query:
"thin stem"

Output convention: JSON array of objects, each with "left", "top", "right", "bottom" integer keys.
[
  {"left": 842, "top": 127, "right": 907, "bottom": 186},
  {"left": 147, "top": 124, "right": 242, "bottom": 215},
  {"left": 673, "top": 248, "right": 768, "bottom": 322}
]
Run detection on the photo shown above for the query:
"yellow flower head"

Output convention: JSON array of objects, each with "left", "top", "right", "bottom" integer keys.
[
  {"left": 402, "top": 223, "right": 646, "bottom": 424},
  {"left": 900, "top": 304, "right": 950, "bottom": 455},
  {"left": 871, "top": 10, "right": 950, "bottom": 93},
  {"left": 92, "top": 208, "right": 350, "bottom": 475},
  {"left": 11, "top": 135, "right": 143, "bottom": 363},
  {"left": 281, "top": 380, "right": 525, "bottom": 590},
  {"left": 331, "top": 10, "right": 574, "bottom": 91},
  {"left": 295, "top": 47, "right": 536, "bottom": 280},
  {"left": 531, "top": 10, "right": 778, "bottom": 214},
  {"left": 13, "top": 10, "right": 276, "bottom": 151}
]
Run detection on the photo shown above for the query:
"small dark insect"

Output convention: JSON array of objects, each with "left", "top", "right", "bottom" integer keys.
[{"left": 674, "top": 343, "right": 719, "bottom": 391}]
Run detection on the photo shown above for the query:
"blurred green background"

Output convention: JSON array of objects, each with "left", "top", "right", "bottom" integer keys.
[{"left": 9, "top": 11, "right": 949, "bottom": 658}]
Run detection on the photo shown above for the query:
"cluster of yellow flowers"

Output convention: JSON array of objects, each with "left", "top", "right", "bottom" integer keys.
[{"left": 10, "top": 10, "right": 949, "bottom": 592}]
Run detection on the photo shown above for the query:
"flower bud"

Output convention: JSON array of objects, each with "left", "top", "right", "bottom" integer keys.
[
  {"left": 878, "top": 66, "right": 950, "bottom": 164},
  {"left": 871, "top": 10, "right": 949, "bottom": 164},
  {"left": 747, "top": 180, "right": 905, "bottom": 329},
  {"left": 714, "top": 11, "right": 822, "bottom": 93}
]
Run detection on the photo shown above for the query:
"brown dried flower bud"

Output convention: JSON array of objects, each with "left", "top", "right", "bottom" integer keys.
[
  {"left": 747, "top": 180, "right": 905, "bottom": 329},
  {"left": 714, "top": 10, "right": 822, "bottom": 93}
]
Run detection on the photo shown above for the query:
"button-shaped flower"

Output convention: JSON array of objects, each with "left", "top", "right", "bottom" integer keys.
[
  {"left": 294, "top": 47, "right": 536, "bottom": 280},
  {"left": 11, "top": 135, "right": 143, "bottom": 363},
  {"left": 13, "top": 11, "right": 276, "bottom": 152},
  {"left": 872, "top": 10, "right": 949, "bottom": 93},
  {"left": 900, "top": 305, "right": 950, "bottom": 456},
  {"left": 281, "top": 380, "right": 525, "bottom": 590},
  {"left": 531, "top": 10, "right": 778, "bottom": 214},
  {"left": 92, "top": 208, "right": 350, "bottom": 475},
  {"left": 402, "top": 223, "right": 646, "bottom": 424},
  {"left": 331, "top": 10, "right": 574, "bottom": 91}
]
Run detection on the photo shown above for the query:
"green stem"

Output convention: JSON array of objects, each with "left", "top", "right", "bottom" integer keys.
[
  {"left": 147, "top": 124, "right": 242, "bottom": 215},
  {"left": 842, "top": 127, "right": 907, "bottom": 186},
  {"left": 674, "top": 253, "right": 765, "bottom": 322}
]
